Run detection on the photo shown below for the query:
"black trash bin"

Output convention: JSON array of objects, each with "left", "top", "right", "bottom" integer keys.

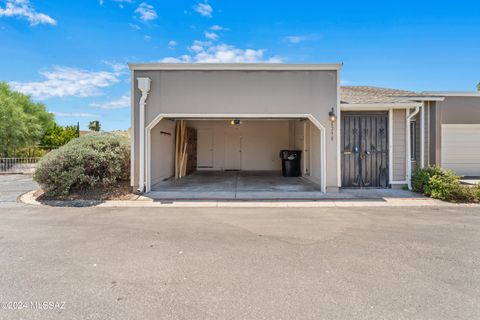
[{"left": 279, "top": 150, "right": 302, "bottom": 177}]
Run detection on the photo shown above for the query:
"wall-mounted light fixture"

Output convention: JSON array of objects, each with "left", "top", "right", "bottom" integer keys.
[
  {"left": 328, "top": 107, "right": 336, "bottom": 141},
  {"left": 328, "top": 107, "right": 337, "bottom": 123}
]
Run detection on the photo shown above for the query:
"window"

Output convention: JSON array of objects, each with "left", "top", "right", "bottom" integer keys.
[{"left": 410, "top": 120, "right": 417, "bottom": 161}]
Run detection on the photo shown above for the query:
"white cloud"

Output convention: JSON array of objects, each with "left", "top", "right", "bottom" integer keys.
[
  {"left": 161, "top": 41, "right": 283, "bottom": 63},
  {"left": 284, "top": 34, "right": 320, "bottom": 44},
  {"left": 168, "top": 40, "right": 177, "bottom": 49},
  {"left": 0, "top": 0, "right": 56, "bottom": 26},
  {"left": 10, "top": 66, "right": 122, "bottom": 100},
  {"left": 189, "top": 40, "right": 208, "bottom": 53},
  {"left": 204, "top": 31, "right": 218, "bottom": 41},
  {"left": 193, "top": 1, "right": 212, "bottom": 18},
  {"left": 53, "top": 112, "right": 98, "bottom": 118},
  {"left": 210, "top": 25, "right": 226, "bottom": 31},
  {"left": 135, "top": 2, "right": 157, "bottom": 22},
  {"left": 90, "top": 95, "right": 130, "bottom": 109},
  {"left": 129, "top": 23, "right": 140, "bottom": 30},
  {"left": 144, "top": 35, "right": 152, "bottom": 41},
  {"left": 103, "top": 61, "right": 127, "bottom": 73}
]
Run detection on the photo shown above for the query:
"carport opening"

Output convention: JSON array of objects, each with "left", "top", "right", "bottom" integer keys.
[{"left": 148, "top": 118, "right": 323, "bottom": 198}]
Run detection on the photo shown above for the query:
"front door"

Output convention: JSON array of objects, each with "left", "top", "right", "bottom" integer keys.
[
  {"left": 341, "top": 112, "right": 389, "bottom": 188},
  {"left": 225, "top": 133, "right": 242, "bottom": 170}
]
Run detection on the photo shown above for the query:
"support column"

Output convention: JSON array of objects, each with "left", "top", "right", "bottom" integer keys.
[
  {"left": 406, "top": 106, "right": 420, "bottom": 190},
  {"left": 420, "top": 104, "right": 425, "bottom": 168}
]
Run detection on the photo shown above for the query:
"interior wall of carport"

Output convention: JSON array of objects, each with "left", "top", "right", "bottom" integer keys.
[
  {"left": 149, "top": 119, "right": 175, "bottom": 185},
  {"left": 289, "top": 119, "right": 320, "bottom": 184},
  {"left": 131, "top": 69, "right": 339, "bottom": 191},
  {"left": 187, "top": 119, "right": 290, "bottom": 171},
  {"left": 148, "top": 118, "right": 322, "bottom": 185}
]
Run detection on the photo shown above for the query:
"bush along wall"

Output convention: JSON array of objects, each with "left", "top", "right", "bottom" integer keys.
[
  {"left": 411, "top": 165, "right": 480, "bottom": 203},
  {"left": 33, "top": 133, "right": 130, "bottom": 196}
]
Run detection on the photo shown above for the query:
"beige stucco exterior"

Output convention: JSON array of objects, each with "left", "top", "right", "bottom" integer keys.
[
  {"left": 129, "top": 63, "right": 480, "bottom": 194},
  {"left": 131, "top": 64, "right": 341, "bottom": 192}
]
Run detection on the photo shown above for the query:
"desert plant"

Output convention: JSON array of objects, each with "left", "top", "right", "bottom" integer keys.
[
  {"left": 33, "top": 133, "right": 130, "bottom": 196},
  {"left": 88, "top": 120, "right": 101, "bottom": 132},
  {"left": 423, "top": 168, "right": 459, "bottom": 198},
  {"left": 411, "top": 165, "right": 445, "bottom": 195},
  {"left": 412, "top": 165, "right": 478, "bottom": 203}
]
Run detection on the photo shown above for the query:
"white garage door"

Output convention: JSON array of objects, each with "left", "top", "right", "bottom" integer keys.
[{"left": 442, "top": 124, "right": 480, "bottom": 176}]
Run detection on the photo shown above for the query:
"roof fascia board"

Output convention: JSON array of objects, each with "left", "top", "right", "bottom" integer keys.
[
  {"left": 422, "top": 91, "right": 480, "bottom": 97},
  {"left": 400, "top": 96, "right": 445, "bottom": 101},
  {"left": 341, "top": 102, "right": 422, "bottom": 109},
  {"left": 129, "top": 63, "right": 343, "bottom": 71}
]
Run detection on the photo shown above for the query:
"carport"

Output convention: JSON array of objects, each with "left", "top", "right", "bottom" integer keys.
[
  {"left": 130, "top": 63, "right": 342, "bottom": 196},
  {"left": 145, "top": 115, "right": 326, "bottom": 199}
]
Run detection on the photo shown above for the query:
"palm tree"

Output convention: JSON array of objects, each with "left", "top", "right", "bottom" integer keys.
[{"left": 88, "top": 120, "right": 101, "bottom": 132}]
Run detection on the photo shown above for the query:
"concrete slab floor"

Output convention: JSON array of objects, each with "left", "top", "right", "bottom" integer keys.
[
  {"left": 149, "top": 171, "right": 322, "bottom": 200},
  {"left": 147, "top": 171, "right": 424, "bottom": 201}
]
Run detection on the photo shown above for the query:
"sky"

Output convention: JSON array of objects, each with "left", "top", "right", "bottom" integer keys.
[{"left": 0, "top": 0, "right": 479, "bottom": 131}]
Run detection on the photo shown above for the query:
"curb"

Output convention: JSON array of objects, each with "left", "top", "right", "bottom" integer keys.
[
  {"left": 17, "top": 189, "right": 463, "bottom": 208},
  {"left": 19, "top": 190, "right": 41, "bottom": 206}
]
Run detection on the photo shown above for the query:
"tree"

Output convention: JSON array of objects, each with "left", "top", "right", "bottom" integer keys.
[
  {"left": 88, "top": 120, "right": 101, "bottom": 132},
  {"left": 477, "top": 82, "right": 479, "bottom": 92},
  {"left": 0, "top": 82, "right": 55, "bottom": 157},
  {"left": 40, "top": 124, "right": 79, "bottom": 148}
]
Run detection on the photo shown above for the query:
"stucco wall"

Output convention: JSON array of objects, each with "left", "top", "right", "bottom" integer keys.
[
  {"left": 150, "top": 119, "right": 176, "bottom": 185},
  {"left": 289, "top": 119, "right": 312, "bottom": 176},
  {"left": 186, "top": 120, "right": 290, "bottom": 171},
  {"left": 309, "top": 123, "right": 322, "bottom": 185},
  {"left": 132, "top": 69, "right": 339, "bottom": 189},
  {"left": 392, "top": 109, "right": 406, "bottom": 181},
  {"left": 439, "top": 96, "right": 480, "bottom": 124}
]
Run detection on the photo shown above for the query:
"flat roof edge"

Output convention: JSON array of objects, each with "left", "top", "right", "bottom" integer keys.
[{"left": 128, "top": 63, "right": 343, "bottom": 71}]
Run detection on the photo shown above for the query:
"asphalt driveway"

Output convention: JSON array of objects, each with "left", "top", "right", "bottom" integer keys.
[{"left": 1, "top": 204, "right": 479, "bottom": 320}]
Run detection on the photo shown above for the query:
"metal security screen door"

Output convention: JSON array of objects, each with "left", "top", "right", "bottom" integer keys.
[{"left": 341, "top": 112, "right": 389, "bottom": 188}]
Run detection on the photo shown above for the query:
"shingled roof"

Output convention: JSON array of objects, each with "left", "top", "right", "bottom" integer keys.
[{"left": 341, "top": 86, "right": 431, "bottom": 104}]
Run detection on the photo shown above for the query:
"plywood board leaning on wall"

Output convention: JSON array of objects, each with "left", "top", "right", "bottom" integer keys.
[{"left": 174, "top": 120, "right": 197, "bottom": 178}]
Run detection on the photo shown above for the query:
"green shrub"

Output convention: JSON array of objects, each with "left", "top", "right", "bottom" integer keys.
[
  {"left": 34, "top": 133, "right": 130, "bottom": 196},
  {"left": 424, "top": 168, "right": 459, "bottom": 198},
  {"left": 411, "top": 165, "right": 446, "bottom": 195},
  {"left": 411, "top": 165, "right": 478, "bottom": 203},
  {"left": 474, "top": 185, "right": 480, "bottom": 201}
]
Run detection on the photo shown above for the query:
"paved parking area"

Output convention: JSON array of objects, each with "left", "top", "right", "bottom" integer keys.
[
  {"left": 0, "top": 204, "right": 479, "bottom": 319},
  {"left": 0, "top": 174, "right": 38, "bottom": 207}
]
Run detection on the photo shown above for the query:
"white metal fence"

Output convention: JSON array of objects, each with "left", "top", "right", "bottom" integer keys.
[{"left": 0, "top": 158, "right": 41, "bottom": 174}]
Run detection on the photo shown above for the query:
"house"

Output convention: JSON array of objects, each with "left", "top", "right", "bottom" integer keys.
[{"left": 129, "top": 63, "right": 480, "bottom": 197}]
